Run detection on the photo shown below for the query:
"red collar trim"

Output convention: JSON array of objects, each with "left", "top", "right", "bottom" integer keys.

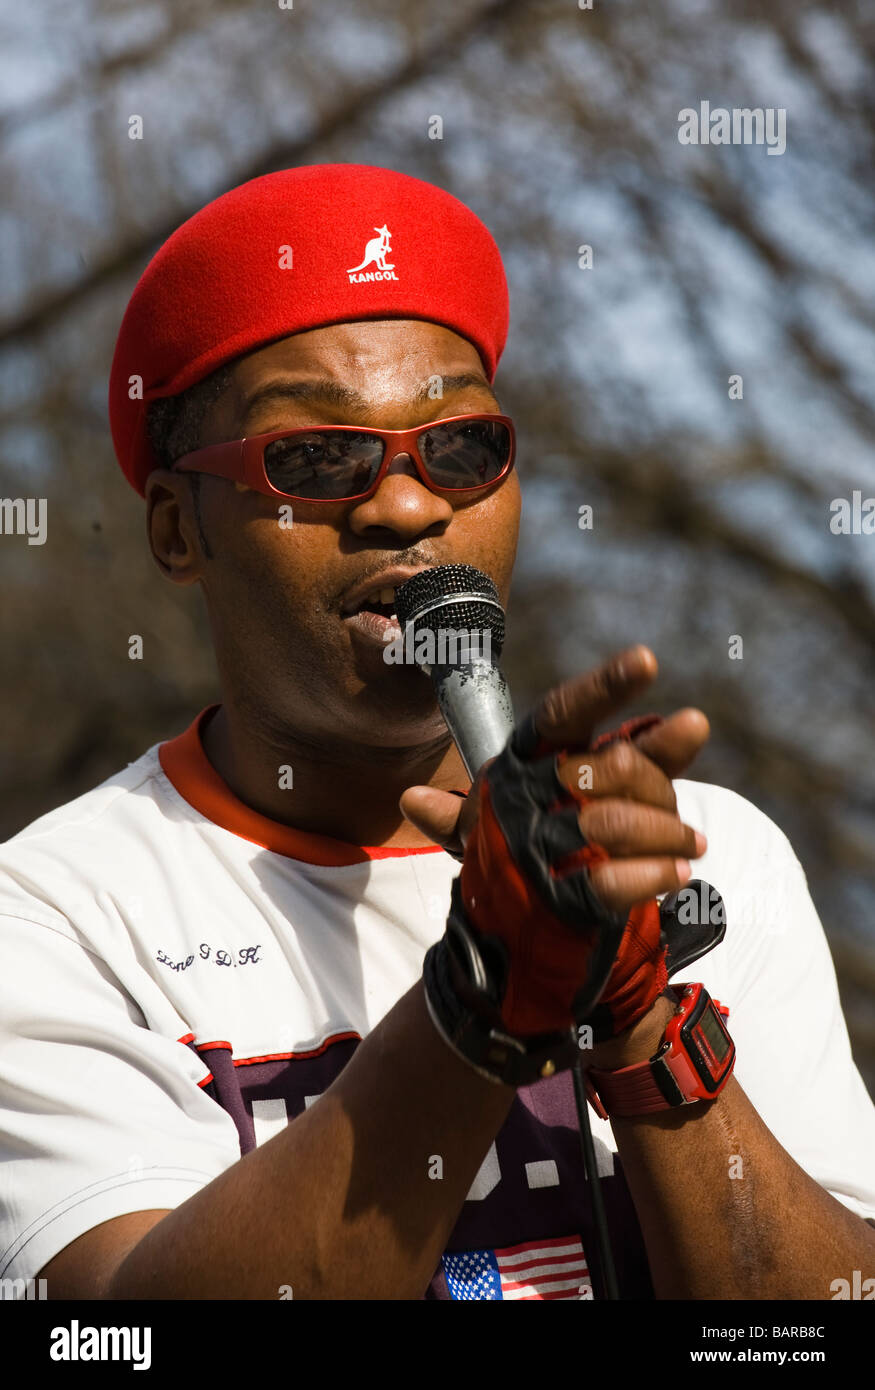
[{"left": 158, "top": 705, "right": 446, "bottom": 866}]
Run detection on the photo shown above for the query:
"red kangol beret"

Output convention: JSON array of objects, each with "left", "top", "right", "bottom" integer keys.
[{"left": 108, "top": 162, "right": 510, "bottom": 495}]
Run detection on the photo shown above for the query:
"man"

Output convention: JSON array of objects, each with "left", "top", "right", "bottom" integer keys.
[{"left": 1, "top": 163, "right": 873, "bottom": 1301}]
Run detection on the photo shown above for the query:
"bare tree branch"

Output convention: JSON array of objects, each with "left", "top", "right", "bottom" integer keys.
[{"left": 0, "top": 0, "right": 528, "bottom": 345}]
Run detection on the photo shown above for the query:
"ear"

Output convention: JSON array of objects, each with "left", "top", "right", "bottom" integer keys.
[{"left": 144, "top": 469, "right": 207, "bottom": 585}]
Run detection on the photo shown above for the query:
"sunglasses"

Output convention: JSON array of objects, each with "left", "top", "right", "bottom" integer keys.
[{"left": 173, "top": 413, "right": 516, "bottom": 502}]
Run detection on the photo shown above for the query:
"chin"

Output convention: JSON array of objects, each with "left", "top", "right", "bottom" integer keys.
[{"left": 347, "top": 676, "right": 450, "bottom": 748}]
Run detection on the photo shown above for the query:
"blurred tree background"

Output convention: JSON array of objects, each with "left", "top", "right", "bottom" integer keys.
[{"left": 0, "top": 0, "right": 873, "bottom": 1089}]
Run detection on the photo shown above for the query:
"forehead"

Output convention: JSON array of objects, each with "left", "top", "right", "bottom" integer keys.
[
  {"left": 214, "top": 319, "right": 498, "bottom": 434},
  {"left": 229, "top": 319, "right": 490, "bottom": 390}
]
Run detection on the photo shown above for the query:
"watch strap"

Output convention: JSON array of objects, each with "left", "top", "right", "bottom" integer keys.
[{"left": 586, "top": 1056, "right": 680, "bottom": 1117}]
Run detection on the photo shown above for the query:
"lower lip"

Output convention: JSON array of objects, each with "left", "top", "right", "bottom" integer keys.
[{"left": 343, "top": 610, "right": 403, "bottom": 646}]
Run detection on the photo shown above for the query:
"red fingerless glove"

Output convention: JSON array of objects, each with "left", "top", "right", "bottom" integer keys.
[
  {"left": 423, "top": 710, "right": 684, "bottom": 1083},
  {"left": 457, "top": 775, "right": 613, "bottom": 1037},
  {"left": 458, "top": 788, "right": 668, "bottom": 1043},
  {"left": 455, "top": 711, "right": 669, "bottom": 1043},
  {"left": 584, "top": 895, "right": 668, "bottom": 1042}
]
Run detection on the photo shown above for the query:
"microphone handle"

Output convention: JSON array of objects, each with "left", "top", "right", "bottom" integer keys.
[{"left": 429, "top": 658, "right": 516, "bottom": 780}]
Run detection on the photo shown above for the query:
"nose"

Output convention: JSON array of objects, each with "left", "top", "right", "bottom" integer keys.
[
  {"left": 385, "top": 449, "right": 421, "bottom": 478},
  {"left": 346, "top": 450, "right": 453, "bottom": 541}
]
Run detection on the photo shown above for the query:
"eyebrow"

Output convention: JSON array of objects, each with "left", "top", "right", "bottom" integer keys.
[{"left": 242, "top": 372, "right": 498, "bottom": 416}]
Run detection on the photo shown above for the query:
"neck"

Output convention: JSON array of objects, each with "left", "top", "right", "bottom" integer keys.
[{"left": 200, "top": 700, "right": 469, "bottom": 849}]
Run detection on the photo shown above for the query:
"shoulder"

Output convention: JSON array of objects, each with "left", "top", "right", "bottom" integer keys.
[
  {"left": 672, "top": 777, "right": 795, "bottom": 863},
  {"left": 0, "top": 740, "right": 177, "bottom": 932},
  {"left": 4, "top": 745, "right": 166, "bottom": 839},
  {"left": 668, "top": 777, "right": 819, "bottom": 986},
  {"left": 671, "top": 777, "right": 804, "bottom": 915}
]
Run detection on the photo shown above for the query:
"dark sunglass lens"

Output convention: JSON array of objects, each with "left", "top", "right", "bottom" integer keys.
[
  {"left": 420, "top": 420, "right": 510, "bottom": 489},
  {"left": 264, "top": 432, "right": 384, "bottom": 499}
]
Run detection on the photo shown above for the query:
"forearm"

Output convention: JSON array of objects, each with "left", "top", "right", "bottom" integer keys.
[
  {"left": 109, "top": 981, "right": 514, "bottom": 1299},
  {"left": 592, "top": 997, "right": 875, "bottom": 1299}
]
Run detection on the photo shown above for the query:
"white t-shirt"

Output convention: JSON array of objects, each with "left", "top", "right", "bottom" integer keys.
[{"left": 0, "top": 704, "right": 873, "bottom": 1299}]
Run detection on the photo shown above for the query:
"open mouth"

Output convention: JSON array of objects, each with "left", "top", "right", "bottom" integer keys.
[
  {"left": 344, "top": 585, "right": 398, "bottom": 621},
  {"left": 343, "top": 585, "right": 403, "bottom": 644}
]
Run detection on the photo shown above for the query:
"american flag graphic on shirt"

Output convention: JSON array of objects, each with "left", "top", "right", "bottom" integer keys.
[{"left": 443, "top": 1235, "right": 592, "bottom": 1300}]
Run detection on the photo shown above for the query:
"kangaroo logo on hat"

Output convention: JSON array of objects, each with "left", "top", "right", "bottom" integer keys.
[{"left": 347, "top": 225, "right": 399, "bottom": 283}]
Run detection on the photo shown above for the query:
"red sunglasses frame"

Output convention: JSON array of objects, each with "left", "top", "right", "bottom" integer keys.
[{"left": 173, "top": 412, "right": 516, "bottom": 502}]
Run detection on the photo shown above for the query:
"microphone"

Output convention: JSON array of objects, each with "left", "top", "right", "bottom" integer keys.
[
  {"left": 394, "top": 564, "right": 515, "bottom": 779},
  {"left": 397, "top": 564, "right": 622, "bottom": 1297}
]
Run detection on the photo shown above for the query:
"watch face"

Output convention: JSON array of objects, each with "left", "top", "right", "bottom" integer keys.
[
  {"left": 696, "top": 1002, "right": 733, "bottom": 1062},
  {"left": 682, "top": 994, "right": 735, "bottom": 1091}
]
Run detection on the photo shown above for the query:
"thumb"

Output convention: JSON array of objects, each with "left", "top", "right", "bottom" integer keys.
[{"left": 400, "top": 784, "right": 468, "bottom": 857}]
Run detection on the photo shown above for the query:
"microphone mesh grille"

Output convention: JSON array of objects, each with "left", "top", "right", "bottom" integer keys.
[{"left": 395, "top": 565, "right": 505, "bottom": 656}]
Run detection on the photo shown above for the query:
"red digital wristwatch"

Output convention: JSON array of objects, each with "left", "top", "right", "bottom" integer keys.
[{"left": 586, "top": 983, "right": 735, "bottom": 1119}]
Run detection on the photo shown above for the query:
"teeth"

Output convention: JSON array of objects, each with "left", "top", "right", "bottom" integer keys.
[
  {"left": 348, "top": 584, "right": 398, "bottom": 614},
  {"left": 361, "top": 586, "right": 396, "bottom": 607}
]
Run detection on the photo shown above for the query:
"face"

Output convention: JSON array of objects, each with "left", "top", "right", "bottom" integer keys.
[{"left": 146, "top": 319, "right": 521, "bottom": 749}]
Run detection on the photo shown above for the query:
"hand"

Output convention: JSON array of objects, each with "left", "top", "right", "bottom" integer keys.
[
  {"left": 407, "top": 646, "right": 710, "bottom": 1070},
  {"left": 402, "top": 646, "right": 708, "bottom": 912}
]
